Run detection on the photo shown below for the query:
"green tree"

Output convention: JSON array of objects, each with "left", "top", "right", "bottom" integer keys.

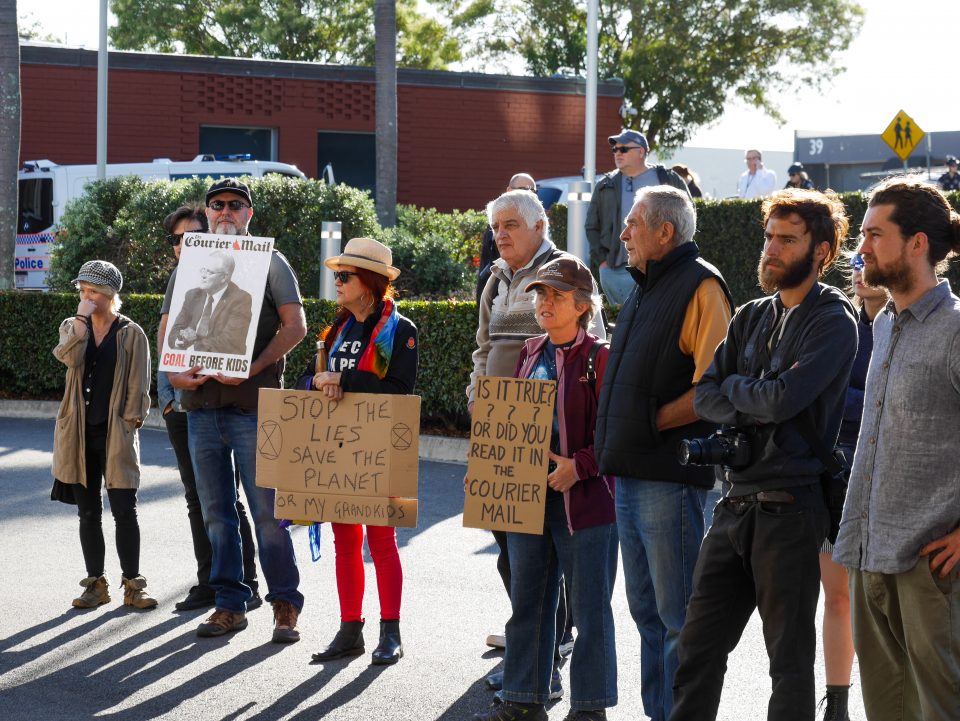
[
  {"left": 109, "top": 0, "right": 460, "bottom": 70},
  {"left": 442, "top": 0, "right": 864, "bottom": 149}
]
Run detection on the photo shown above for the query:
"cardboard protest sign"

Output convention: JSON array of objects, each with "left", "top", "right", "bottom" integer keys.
[
  {"left": 275, "top": 492, "right": 418, "bottom": 528},
  {"left": 255, "top": 389, "right": 420, "bottom": 528},
  {"left": 463, "top": 376, "right": 556, "bottom": 535},
  {"left": 158, "top": 232, "right": 274, "bottom": 378}
]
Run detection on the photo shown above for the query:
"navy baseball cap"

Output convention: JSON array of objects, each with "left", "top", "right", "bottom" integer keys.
[
  {"left": 608, "top": 129, "right": 649, "bottom": 150},
  {"left": 206, "top": 178, "right": 253, "bottom": 207}
]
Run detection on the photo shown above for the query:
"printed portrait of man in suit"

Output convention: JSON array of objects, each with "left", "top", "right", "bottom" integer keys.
[{"left": 168, "top": 250, "right": 252, "bottom": 355}]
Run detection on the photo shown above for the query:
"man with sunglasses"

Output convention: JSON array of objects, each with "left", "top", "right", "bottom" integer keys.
[
  {"left": 157, "top": 203, "right": 261, "bottom": 613},
  {"left": 586, "top": 130, "right": 689, "bottom": 305},
  {"left": 166, "top": 178, "right": 308, "bottom": 643}
]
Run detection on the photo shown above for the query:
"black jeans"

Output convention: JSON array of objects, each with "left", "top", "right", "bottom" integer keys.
[
  {"left": 74, "top": 423, "right": 140, "bottom": 578},
  {"left": 164, "top": 409, "right": 258, "bottom": 592},
  {"left": 670, "top": 484, "right": 828, "bottom": 721}
]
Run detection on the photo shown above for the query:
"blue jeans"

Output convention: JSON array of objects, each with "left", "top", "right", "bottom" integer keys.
[
  {"left": 599, "top": 264, "right": 636, "bottom": 306},
  {"left": 616, "top": 478, "right": 707, "bottom": 721},
  {"left": 189, "top": 408, "right": 303, "bottom": 614},
  {"left": 503, "top": 493, "right": 619, "bottom": 710}
]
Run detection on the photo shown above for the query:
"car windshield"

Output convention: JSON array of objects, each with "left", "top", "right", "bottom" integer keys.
[
  {"left": 537, "top": 187, "right": 562, "bottom": 210},
  {"left": 18, "top": 177, "right": 54, "bottom": 234}
]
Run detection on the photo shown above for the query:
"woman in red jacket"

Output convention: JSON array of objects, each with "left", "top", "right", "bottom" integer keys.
[{"left": 473, "top": 257, "right": 617, "bottom": 721}]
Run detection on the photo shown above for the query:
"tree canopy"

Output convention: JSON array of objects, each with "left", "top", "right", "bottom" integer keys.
[
  {"left": 441, "top": 0, "right": 865, "bottom": 149},
  {"left": 109, "top": 0, "right": 461, "bottom": 70}
]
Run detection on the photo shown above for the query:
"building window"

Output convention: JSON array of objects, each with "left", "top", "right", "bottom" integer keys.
[
  {"left": 199, "top": 126, "right": 276, "bottom": 161},
  {"left": 318, "top": 131, "right": 375, "bottom": 193}
]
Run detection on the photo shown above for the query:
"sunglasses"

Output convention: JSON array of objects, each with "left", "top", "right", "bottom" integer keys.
[
  {"left": 612, "top": 146, "right": 641, "bottom": 154},
  {"left": 208, "top": 199, "right": 249, "bottom": 212},
  {"left": 166, "top": 233, "right": 184, "bottom": 246},
  {"left": 851, "top": 253, "right": 864, "bottom": 271},
  {"left": 333, "top": 270, "right": 358, "bottom": 283}
]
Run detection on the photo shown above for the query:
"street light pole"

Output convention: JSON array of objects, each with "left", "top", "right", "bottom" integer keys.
[{"left": 96, "top": 0, "right": 108, "bottom": 180}]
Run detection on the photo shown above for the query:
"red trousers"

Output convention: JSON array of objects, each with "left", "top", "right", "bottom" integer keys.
[{"left": 331, "top": 522, "right": 403, "bottom": 621}]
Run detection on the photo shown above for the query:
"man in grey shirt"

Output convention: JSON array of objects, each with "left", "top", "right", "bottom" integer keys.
[{"left": 833, "top": 177, "right": 960, "bottom": 721}]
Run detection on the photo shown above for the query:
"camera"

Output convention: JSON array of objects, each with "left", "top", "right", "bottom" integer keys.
[{"left": 678, "top": 428, "right": 752, "bottom": 470}]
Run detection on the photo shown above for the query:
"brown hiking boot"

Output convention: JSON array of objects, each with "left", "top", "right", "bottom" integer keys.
[
  {"left": 72, "top": 575, "right": 110, "bottom": 609},
  {"left": 272, "top": 600, "right": 300, "bottom": 643},
  {"left": 121, "top": 575, "right": 158, "bottom": 610},
  {"left": 197, "top": 609, "right": 248, "bottom": 637}
]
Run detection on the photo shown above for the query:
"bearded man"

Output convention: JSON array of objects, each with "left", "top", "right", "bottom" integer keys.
[{"left": 668, "top": 189, "right": 858, "bottom": 721}]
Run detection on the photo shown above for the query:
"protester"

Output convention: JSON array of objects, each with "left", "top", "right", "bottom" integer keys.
[
  {"left": 52, "top": 260, "right": 155, "bottom": 610},
  {"left": 167, "top": 178, "right": 307, "bottom": 642},
  {"left": 472, "top": 257, "right": 617, "bottom": 721},
  {"left": 670, "top": 189, "right": 857, "bottom": 721},
  {"left": 785, "top": 163, "right": 815, "bottom": 190},
  {"left": 587, "top": 130, "right": 690, "bottom": 305},
  {"left": 304, "top": 237, "right": 418, "bottom": 666},
  {"left": 594, "top": 185, "right": 733, "bottom": 721},
  {"left": 737, "top": 149, "right": 778, "bottom": 198},
  {"left": 468, "top": 189, "right": 605, "bottom": 698},
  {"left": 671, "top": 164, "right": 703, "bottom": 198},
  {"left": 157, "top": 203, "right": 260, "bottom": 612},
  {"left": 477, "top": 173, "right": 538, "bottom": 302},
  {"left": 815, "top": 249, "right": 885, "bottom": 721},
  {"left": 834, "top": 178, "right": 960, "bottom": 721},
  {"left": 938, "top": 155, "right": 960, "bottom": 192}
]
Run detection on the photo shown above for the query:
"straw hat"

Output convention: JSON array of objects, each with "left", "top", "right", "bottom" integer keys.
[{"left": 324, "top": 237, "right": 400, "bottom": 280}]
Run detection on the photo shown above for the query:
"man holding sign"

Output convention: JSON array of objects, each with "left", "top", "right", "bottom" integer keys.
[
  {"left": 168, "top": 179, "right": 308, "bottom": 643},
  {"left": 470, "top": 257, "right": 618, "bottom": 721}
]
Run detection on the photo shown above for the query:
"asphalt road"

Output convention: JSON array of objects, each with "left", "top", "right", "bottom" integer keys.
[{"left": 0, "top": 416, "right": 865, "bottom": 720}]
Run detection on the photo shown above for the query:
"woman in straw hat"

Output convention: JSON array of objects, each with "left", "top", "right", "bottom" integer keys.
[
  {"left": 300, "top": 237, "right": 418, "bottom": 666},
  {"left": 52, "top": 260, "right": 156, "bottom": 610}
]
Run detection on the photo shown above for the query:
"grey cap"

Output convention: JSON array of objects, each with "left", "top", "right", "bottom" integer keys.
[
  {"left": 72, "top": 260, "right": 123, "bottom": 293},
  {"left": 608, "top": 129, "right": 649, "bottom": 150}
]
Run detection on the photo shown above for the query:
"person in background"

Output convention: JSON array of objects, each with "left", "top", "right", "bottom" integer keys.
[
  {"left": 477, "top": 174, "right": 538, "bottom": 303},
  {"left": 304, "top": 237, "right": 418, "bottom": 666},
  {"left": 52, "top": 260, "right": 155, "bottom": 610},
  {"left": 671, "top": 164, "right": 703, "bottom": 198},
  {"left": 938, "top": 155, "right": 960, "bottom": 192},
  {"left": 587, "top": 129, "right": 690, "bottom": 305},
  {"left": 737, "top": 149, "right": 778, "bottom": 199},
  {"left": 785, "top": 163, "right": 815, "bottom": 190},
  {"left": 471, "top": 257, "right": 618, "bottom": 721},
  {"left": 157, "top": 203, "right": 260, "bottom": 613},
  {"left": 816, "top": 248, "right": 886, "bottom": 721}
]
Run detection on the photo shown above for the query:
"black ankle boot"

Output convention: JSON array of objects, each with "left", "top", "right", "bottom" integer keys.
[
  {"left": 821, "top": 685, "right": 850, "bottom": 721},
  {"left": 371, "top": 619, "right": 403, "bottom": 665},
  {"left": 311, "top": 620, "right": 364, "bottom": 661}
]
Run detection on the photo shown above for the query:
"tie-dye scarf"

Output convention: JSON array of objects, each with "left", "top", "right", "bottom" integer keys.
[{"left": 328, "top": 298, "right": 398, "bottom": 379}]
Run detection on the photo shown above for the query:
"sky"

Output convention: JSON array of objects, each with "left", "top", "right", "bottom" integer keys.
[{"left": 18, "top": 0, "right": 960, "bottom": 152}]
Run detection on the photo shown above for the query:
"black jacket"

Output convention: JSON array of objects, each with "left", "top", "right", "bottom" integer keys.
[
  {"left": 297, "top": 305, "right": 418, "bottom": 396},
  {"left": 595, "top": 242, "right": 732, "bottom": 486},
  {"left": 694, "top": 282, "right": 858, "bottom": 494}
]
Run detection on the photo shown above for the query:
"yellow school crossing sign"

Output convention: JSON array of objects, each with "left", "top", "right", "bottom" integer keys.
[{"left": 882, "top": 110, "right": 925, "bottom": 161}]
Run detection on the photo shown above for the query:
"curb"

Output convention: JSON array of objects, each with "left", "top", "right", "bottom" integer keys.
[{"left": 0, "top": 399, "right": 469, "bottom": 466}]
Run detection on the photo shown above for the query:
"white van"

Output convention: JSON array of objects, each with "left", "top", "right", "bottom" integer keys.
[{"left": 15, "top": 154, "right": 306, "bottom": 290}]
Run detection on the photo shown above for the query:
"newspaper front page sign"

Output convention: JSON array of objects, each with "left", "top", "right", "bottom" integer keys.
[
  {"left": 255, "top": 389, "right": 420, "bottom": 528},
  {"left": 463, "top": 376, "right": 556, "bottom": 535},
  {"left": 158, "top": 232, "right": 274, "bottom": 378}
]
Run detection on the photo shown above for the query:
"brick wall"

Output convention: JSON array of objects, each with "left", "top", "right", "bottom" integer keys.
[{"left": 20, "top": 49, "right": 622, "bottom": 212}]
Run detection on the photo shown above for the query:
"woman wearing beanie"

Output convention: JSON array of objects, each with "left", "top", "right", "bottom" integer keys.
[{"left": 52, "top": 260, "right": 155, "bottom": 610}]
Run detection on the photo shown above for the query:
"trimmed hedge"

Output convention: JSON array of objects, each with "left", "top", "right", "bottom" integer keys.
[{"left": 0, "top": 292, "right": 475, "bottom": 426}]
